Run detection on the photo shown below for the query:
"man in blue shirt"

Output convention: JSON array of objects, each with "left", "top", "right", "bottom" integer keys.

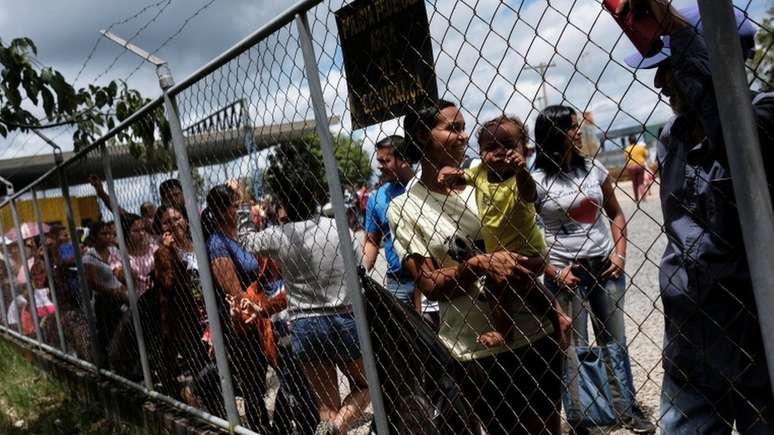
[
  {"left": 363, "top": 135, "right": 416, "bottom": 306},
  {"left": 620, "top": 1, "right": 774, "bottom": 433}
]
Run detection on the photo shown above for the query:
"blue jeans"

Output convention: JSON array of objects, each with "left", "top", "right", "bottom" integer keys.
[
  {"left": 544, "top": 257, "right": 626, "bottom": 346},
  {"left": 660, "top": 371, "right": 774, "bottom": 434},
  {"left": 385, "top": 275, "right": 415, "bottom": 306},
  {"left": 290, "top": 313, "right": 361, "bottom": 363}
]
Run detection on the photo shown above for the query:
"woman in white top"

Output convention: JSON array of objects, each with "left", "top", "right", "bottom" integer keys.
[
  {"left": 237, "top": 149, "right": 370, "bottom": 435},
  {"left": 387, "top": 100, "right": 564, "bottom": 434},
  {"left": 533, "top": 105, "right": 653, "bottom": 433}
]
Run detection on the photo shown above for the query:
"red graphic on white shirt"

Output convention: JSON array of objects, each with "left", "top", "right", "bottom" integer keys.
[{"left": 568, "top": 197, "right": 600, "bottom": 224}]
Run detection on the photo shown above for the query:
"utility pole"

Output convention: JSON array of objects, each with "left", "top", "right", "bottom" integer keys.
[{"left": 525, "top": 61, "right": 556, "bottom": 110}]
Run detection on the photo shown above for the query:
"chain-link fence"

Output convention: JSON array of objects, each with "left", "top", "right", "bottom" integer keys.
[{"left": 1, "top": 0, "right": 774, "bottom": 434}]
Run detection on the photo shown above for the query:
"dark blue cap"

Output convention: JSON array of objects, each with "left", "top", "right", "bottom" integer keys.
[{"left": 624, "top": 6, "right": 757, "bottom": 69}]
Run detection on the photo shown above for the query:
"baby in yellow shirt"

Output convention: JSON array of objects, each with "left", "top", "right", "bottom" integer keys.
[{"left": 439, "top": 115, "right": 551, "bottom": 347}]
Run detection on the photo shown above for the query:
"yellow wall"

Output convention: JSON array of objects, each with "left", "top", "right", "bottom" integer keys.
[{"left": 0, "top": 196, "right": 101, "bottom": 231}]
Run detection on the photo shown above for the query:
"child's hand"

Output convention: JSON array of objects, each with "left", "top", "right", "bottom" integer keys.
[
  {"left": 437, "top": 166, "right": 465, "bottom": 187},
  {"left": 477, "top": 331, "right": 507, "bottom": 348},
  {"left": 506, "top": 150, "right": 527, "bottom": 174}
]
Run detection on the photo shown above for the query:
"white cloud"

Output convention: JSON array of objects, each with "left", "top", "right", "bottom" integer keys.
[{"left": 1, "top": 0, "right": 770, "bottom": 187}]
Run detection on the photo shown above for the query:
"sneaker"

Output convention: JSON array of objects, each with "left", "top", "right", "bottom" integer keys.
[{"left": 621, "top": 403, "right": 656, "bottom": 434}]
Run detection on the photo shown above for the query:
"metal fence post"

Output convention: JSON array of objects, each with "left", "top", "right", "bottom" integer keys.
[
  {"left": 0, "top": 215, "right": 10, "bottom": 328},
  {"left": 697, "top": 0, "right": 774, "bottom": 395},
  {"left": 0, "top": 249, "right": 6, "bottom": 328},
  {"left": 60, "top": 167, "right": 104, "bottom": 370},
  {"left": 295, "top": 11, "right": 390, "bottom": 435},
  {"left": 162, "top": 92, "right": 241, "bottom": 427},
  {"left": 31, "top": 189, "right": 67, "bottom": 351},
  {"left": 10, "top": 198, "right": 43, "bottom": 344},
  {"left": 0, "top": 208, "right": 23, "bottom": 334},
  {"left": 100, "top": 144, "right": 154, "bottom": 389}
]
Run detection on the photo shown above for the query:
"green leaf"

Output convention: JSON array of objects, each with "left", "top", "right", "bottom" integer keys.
[
  {"left": 40, "top": 67, "right": 54, "bottom": 83},
  {"left": 40, "top": 87, "right": 55, "bottom": 118},
  {"left": 116, "top": 101, "right": 127, "bottom": 120},
  {"left": 20, "top": 68, "right": 39, "bottom": 105},
  {"left": 94, "top": 90, "right": 107, "bottom": 108},
  {"left": 10, "top": 37, "right": 37, "bottom": 56},
  {"left": 107, "top": 81, "right": 117, "bottom": 99},
  {"left": 6, "top": 85, "right": 22, "bottom": 107}
]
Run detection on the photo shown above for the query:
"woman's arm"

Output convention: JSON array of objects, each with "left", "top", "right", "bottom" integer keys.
[
  {"left": 85, "top": 263, "right": 125, "bottom": 299},
  {"left": 236, "top": 204, "right": 280, "bottom": 256},
  {"left": 114, "top": 266, "right": 127, "bottom": 286},
  {"left": 403, "top": 251, "right": 540, "bottom": 301},
  {"left": 402, "top": 254, "right": 479, "bottom": 301},
  {"left": 601, "top": 176, "right": 627, "bottom": 279},
  {"left": 362, "top": 232, "right": 382, "bottom": 272},
  {"left": 211, "top": 257, "right": 247, "bottom": 301}
]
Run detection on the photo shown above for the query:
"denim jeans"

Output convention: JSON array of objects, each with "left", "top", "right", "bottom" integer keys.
[
  {"left": 544, "top": 257, "right": 626, "bottom": 346},
  {"left": 385, "top": 274, "right": 415, "bottom": 306},
  {"left": 660, "top": 371, "right": 774, "bottom": 434}
]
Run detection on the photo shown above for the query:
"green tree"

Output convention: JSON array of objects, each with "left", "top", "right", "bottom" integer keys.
[
  {"left": 263, "top": 133, "right": 373, "bottom": 205},
  {"left": 0, "top": 37, "right": 169, "bottom": 154},
  {"left": 751, "top": 5, "right": 774, "bottom": 91}
]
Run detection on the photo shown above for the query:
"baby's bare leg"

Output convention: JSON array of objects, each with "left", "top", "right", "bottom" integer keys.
[{"left": 478, "top": 282, "right": 513, "bottom": 348}]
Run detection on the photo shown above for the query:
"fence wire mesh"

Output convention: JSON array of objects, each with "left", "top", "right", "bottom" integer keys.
[{"left": 1, "top": 1, "right": 773, "bottom": 434}]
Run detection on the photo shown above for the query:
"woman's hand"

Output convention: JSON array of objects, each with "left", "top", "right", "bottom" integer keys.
[
  {"left": 471, "top": 251, "right": 535, "bottom": 286},
  {"left": 161, "top": 232, "right": 175, "bottom": 248},
  {"left": 238, "top": 297, "right": 268, "bottom": 324},
  {"left": 555, "top": 264, "right": 581, "bottom": 290},
  {"left": 225, "top": 294, "right": 246, "bottom": 323},
  {"left": 600, "top": 253, "right": 625, "bottom": 280},
  {"left": 226, "top": 178, "right": 249, "bottom": 204}
]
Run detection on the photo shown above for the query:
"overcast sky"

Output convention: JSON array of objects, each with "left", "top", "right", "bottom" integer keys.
[{"left": 0, "top": 0, "right": 769, "bottom": 167}]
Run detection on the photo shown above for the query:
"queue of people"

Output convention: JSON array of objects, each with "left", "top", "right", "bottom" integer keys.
[{"left": 1, "top": 2, "right": 771, "bottom": 434}]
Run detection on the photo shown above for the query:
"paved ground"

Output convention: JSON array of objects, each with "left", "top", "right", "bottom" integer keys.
[{"left": 605, "top": 180, "right": 667, "bottom": 434}]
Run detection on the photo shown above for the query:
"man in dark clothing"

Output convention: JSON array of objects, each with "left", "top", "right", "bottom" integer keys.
[{"left": 619, "top": 0, "right": 774, "bottom": 433}]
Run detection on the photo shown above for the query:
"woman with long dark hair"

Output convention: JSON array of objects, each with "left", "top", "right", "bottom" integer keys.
[
  {"left": 387, "top": 100, "right": 563, "bottom": 434},
  {"left": 201, "top": 184, "right": 288, "bottom": 433},
  {"left": 533, "top": 105, "right": 654, "bottom": 434},
  {"left": 148, "top": 205, "right": 222, "bottom": 415},
  {"left": 115, "top": 213, "right": 158, "bottom": 296}
]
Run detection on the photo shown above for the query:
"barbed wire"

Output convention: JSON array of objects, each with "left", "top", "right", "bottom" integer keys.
[
  {"left": 122, "top": 0, "right": 217, "bottom": 83},
  {"left": 73, "top": 0, "right": 175, "bottom": 85},
  {"left": 92, "top": 0, "right": 174, "bottom": 84}
]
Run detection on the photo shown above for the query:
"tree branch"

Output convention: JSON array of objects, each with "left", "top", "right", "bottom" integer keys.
[{"left": 0, "top": 110, "right": 106, "bottom": 130}]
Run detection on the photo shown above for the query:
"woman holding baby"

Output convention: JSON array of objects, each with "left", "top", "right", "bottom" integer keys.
[{"left": 387, "top": 100, "right": 566, "bottom": 434}]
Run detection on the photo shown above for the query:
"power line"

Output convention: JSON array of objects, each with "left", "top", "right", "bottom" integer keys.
[
  {"left": 74, "top": 0, "right": 174, "bottom": 85},
  {"left": 0, "top": 131, "right": 23, "bottom": 160}
]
